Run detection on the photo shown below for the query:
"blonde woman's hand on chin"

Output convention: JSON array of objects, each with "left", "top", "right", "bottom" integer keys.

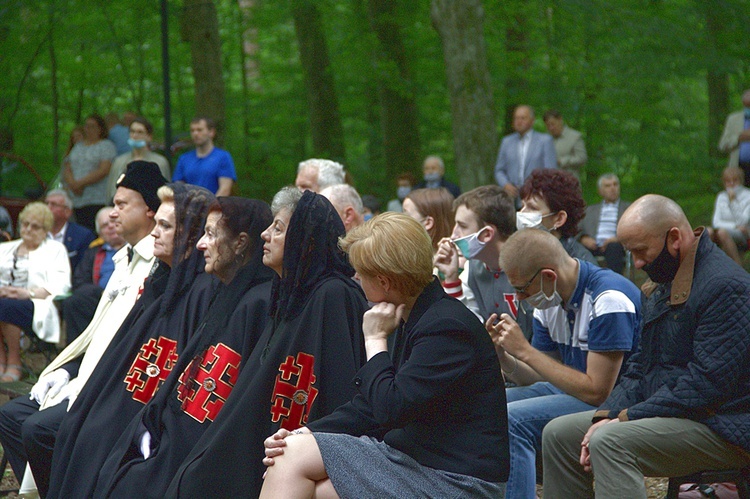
[{"left": 362, "top": 302, "right": 405, "bottom": 360}]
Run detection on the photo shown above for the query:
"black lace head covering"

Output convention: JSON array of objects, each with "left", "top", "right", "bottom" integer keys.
[
  {"left": 177, "top": 197, "right": 275, "bottom": 406},
  {"left": 270, "top": 189, "right": 354, "bottom": 321},
  {"left": 210, "top": 196, "right": 275, "bottom": 287},
  {"left": 158, "top": 182, "right": 215, "bottom": 315}
]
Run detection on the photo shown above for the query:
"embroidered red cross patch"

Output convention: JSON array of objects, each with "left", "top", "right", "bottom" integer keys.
[
  {"left": 177, "top": 343, "right": 242, "bottom": 423},
  {"left": 124, "top": 336, "right": 179, "bottom": 404},
  {"left": 269, "top": 352, "right": 318, "bottom": 430}
]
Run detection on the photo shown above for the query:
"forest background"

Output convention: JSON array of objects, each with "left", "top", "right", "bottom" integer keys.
[{"left": 1, "top": 0, "right": 748, "bottom": 225}]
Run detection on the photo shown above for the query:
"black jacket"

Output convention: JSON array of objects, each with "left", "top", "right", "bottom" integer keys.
[
  {"left": 415, "top": 177, "right": 461, "bottom": 198},
  {"left": 48, "top": 265, "right": 215, "bottom": 499},
  {"left": 119, "top": 276, "right": 366, "bottom": 499},
  {"left": 594, "top": 229, "right": 750, "bottom": 453},
  {"left": 307, "top": 278, "right": 509, "bottom": 483}
]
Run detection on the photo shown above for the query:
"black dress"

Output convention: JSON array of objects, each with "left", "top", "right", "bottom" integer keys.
[
  {"left": 46, "top": 183, "right": 216, "bottom": 499},
  {"left": 152, "top": 191, "right": 368, "bottom": 498}
]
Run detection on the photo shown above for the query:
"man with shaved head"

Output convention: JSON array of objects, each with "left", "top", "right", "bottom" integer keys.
[
  {"left": 542, "top": 194, "right": 750, "bottom": 498},
  {"left": 487, "top": 229, "right": 641, "bottom": 498}
]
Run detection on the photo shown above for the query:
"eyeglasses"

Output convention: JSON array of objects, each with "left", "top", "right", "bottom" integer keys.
[
  {"left": 20, "top": 221, "right": 44, "bottom": 231},
  {"left": 512, "top": 268, "right": 544, "bottom": 295}
]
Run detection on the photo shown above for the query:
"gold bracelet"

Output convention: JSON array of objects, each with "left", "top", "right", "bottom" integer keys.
[{"left": 501, "top": 354, "right": 518, "bottom": 377}]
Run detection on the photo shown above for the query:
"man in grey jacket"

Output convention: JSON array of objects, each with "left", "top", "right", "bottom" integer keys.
[{"left": 543, "top": 109, "right": 587, "bottom": 178}]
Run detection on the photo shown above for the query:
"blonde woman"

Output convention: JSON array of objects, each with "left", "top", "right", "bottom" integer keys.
[
  {"left": 0, "top": 203, "right": 70, "bottom": 381},
  {"left": 261, "top": 212, "right": 509, "bottom": 498}
]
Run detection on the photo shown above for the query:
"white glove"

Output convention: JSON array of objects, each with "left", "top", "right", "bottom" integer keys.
[
  {"left": 139, "top": 430, "right": 152, "bottom": 459},
  {"left": 29, "top": 369, "right": 70, "bottom": 405}
]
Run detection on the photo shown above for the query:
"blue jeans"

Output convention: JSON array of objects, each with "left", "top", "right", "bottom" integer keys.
[{"left": 504, "top": 382, "right": 595, "bottom": 499}]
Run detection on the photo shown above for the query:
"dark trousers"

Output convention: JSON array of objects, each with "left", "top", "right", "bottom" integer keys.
[
  {"left": 592, "top": 242, "right": 627, "bottom": 274},
  {"left": 741, "top": 160, "right": 750, "bottom": 188},
  {"left": 62, "top": 284, "right": 103, "bottom": 345},
  {"left": 73, "top": 205, "right": 104, "bottom": 234},
  {"left": 0, "top": 395, "right": 67, "bottom": 497}
]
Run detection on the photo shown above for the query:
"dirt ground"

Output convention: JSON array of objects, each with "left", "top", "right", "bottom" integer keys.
[{"left": 0, "top": 466, "right": 671, "bottom": 497}]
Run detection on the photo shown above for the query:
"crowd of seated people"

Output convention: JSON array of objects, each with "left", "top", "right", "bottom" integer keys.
[{"left": 1, "top": 109, "right": 749, "bottom": 499}]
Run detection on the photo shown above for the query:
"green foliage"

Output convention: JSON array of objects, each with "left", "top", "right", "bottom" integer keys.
[{"left": 0, "top": 0, "right": 748, "bottom": 224}]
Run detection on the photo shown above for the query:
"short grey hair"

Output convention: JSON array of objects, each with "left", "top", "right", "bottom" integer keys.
[
  {"left": 597, "top": 173, "right": 619, "bottom": 189},
  {"left": 46, "top": 189, "right": 72, "bottom": 209},
  {"left": 271, "top": 186, "right": 304, "bottom": 216},
  {"left": 94, "top": 206, "right": 113, "bottom": 234},
  {"left": 320, "top": 184, "right": 364, "bottom": 214},
  {"left": 297, "top": 159, "right": 345, "bottom": 191},
  {"left": 423, "top": 155, "right": 445, "bottom": 172}
]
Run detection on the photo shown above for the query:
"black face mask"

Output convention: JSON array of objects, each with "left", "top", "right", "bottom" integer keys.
[{"left": 642, "top": 230, "right": 681, "bottom": 283}]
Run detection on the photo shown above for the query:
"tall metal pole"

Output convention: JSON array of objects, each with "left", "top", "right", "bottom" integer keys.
[{"left": 160, "top": 0, "right": 172, "bottom": 166}]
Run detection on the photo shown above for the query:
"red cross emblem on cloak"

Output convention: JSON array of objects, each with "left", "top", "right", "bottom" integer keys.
[
  {"left": 123, "top": 336, "right": 179, "bottom": 404},
  {"left": 269, "top": 352, "right": 319, "bottom": 430},
  {"left": 177, "top": 343, "right": 242, "bottom": 423}
]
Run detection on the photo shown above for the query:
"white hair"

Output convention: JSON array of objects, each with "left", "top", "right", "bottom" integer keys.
[
  {"left": 94, "top": 206, "right": 113, "bottom": 234},
  {"left": 297, "top": 159, "right": 345, "bottom": 191},
  {"left": 46, "top": 189, "right": 72, "bottom": 208},
  {"left": 271, "top": 186, "right": 304, "bottom": 216},
  {"left": 597, "top": 173, "right": 619, "bottom": 189},
  {"left": 423, "top": 155, "right": 445, "bottom": 171},
  {"left": 320, "top": 184, "right": 364, "bottom": 214}
]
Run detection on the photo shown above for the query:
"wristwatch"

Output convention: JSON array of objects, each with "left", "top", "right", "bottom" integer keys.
[{"left": 28, "top": 290, "right": 35, "bottom": 299}]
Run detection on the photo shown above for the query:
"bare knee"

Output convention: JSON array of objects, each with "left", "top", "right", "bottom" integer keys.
[{"left": 266, "top": 434, "right": 326, "bottom": 481}]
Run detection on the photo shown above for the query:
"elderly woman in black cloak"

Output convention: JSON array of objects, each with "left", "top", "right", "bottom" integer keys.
[
  {"left": 96, "top": 188, "right": 368, "bottom": 498},
  {"left": 260, "top": 213, "right": 509, "bottom": 498},
  {"left": 65, "top": 197, "right": 277, "bottom": 498},
  {"left": 42, "top": 182, "right": 216, "bottom": 499}
]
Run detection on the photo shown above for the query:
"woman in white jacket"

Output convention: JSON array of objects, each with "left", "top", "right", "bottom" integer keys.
[{"left": 0, "top": 202, "right": 70, "bottom": 382}]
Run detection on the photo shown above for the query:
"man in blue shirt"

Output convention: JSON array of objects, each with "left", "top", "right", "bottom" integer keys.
[
  {"left": 487, "top": 228, "right": 641, "bottom": 498},
  {"left": 172, "top": 117, "right": 236, "bottom": 196}
]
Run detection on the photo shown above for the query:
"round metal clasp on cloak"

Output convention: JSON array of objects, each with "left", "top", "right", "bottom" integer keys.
[{"left": 292, "top": 390, "right": 308, "bottom": 405}]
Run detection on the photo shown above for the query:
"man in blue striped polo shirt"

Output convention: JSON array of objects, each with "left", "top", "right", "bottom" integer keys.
[{"left": 486, "top": 228, "right": 642, "bottom": 499}]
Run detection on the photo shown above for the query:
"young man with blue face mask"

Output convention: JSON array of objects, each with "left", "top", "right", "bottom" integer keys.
[
  {"left": 107, "top": 117, "right": 171, "bottom": 202},
  {"left": 434, "top": 185, "right": 533, "bottom": 337},
  {"left": 487, "top": 228, "right": 641, "bottom": 499}
]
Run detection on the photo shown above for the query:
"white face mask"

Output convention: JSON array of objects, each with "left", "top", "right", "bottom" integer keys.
[
  {"left": 525, "top": 272, "right": 563, "bottom": 310},
  {"left": 516, "top": 211, "right": 556, "bottom": 231},
  {"left": 453, "top": 226, "right": 491, "bottom": 260}
]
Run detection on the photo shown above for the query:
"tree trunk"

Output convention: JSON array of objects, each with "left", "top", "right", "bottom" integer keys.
[
  {"left": 367, "top": 0, "right": 421, "bottom": 181},
  {"left": 704, "top": 0, "right": 729, "bottom": 161},
  {"left": 237, "top": 0, "right": 260, "bottom": 87},
  {"left": 291, "top": 0, "right": 346, "bottom": 162},
  {"left": 431, "top": 0, "right": 497, "bottom": 190},
  {"left": 179, "top": 0, "right": 226, "bottom": 142},
  {"left": 503, "top": 4, "right": 530, "bottom": 135},
  {"left": 48, "top": 4, "right": 59, "bottom": 169},
  {"left": 236, "top": 0, "right": 258, "bottom": 166}
]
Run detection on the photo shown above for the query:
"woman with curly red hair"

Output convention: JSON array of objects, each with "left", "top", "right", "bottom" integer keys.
[{"left": 517, "top": 169, "right": 597, "bottom": 264}]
